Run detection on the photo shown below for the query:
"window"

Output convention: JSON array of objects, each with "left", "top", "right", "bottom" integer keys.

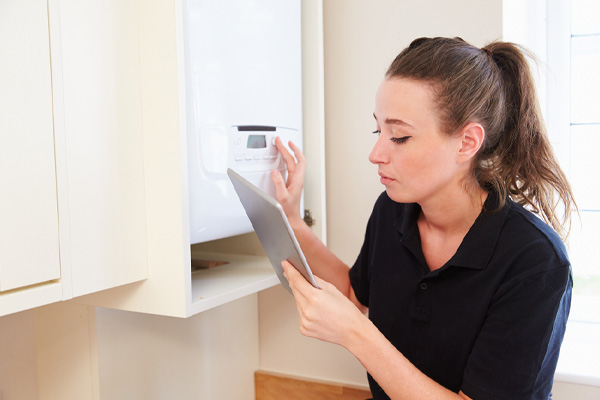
[
  {"left": 504, "top": 0, "right": 600, "bottom": 386},
  {"left": 546, "top": 0, "right": 600, "bottom": 386},
  {"left": 564, "top": 0, "right": 600, "bottom": 325}
]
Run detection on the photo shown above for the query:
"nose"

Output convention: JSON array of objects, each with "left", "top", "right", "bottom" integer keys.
[{"left": 369, "top": 132, "right": 388, "bottom": 165}]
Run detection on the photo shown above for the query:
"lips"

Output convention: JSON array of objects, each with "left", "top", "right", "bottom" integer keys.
[{"left": 379, "top": 172, "right": 394, "bottom": 185}]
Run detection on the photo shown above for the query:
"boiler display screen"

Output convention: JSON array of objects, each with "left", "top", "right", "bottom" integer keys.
[{"left": 247, "top": 134, "right": 267, "bottom": 149}]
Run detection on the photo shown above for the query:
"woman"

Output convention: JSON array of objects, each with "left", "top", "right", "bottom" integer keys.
[{"left": 271, "top": 37, "right": 575, "bottom": 400}]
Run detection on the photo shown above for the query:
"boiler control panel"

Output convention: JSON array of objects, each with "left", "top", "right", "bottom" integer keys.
[{"left": 229, "top": 126, "right": 298, "bottom": 174}]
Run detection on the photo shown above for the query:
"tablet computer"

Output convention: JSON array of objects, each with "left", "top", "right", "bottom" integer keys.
[{"left": 227, "top": 168, "right": 319, "bottom": 293}]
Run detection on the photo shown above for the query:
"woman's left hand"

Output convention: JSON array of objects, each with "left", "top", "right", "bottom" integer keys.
[
  {"left": 271, "top": 138, "right": 305, "bottom": 225},
  {"left": 282, "top": 260, "right": 368, "bottom": 348}
]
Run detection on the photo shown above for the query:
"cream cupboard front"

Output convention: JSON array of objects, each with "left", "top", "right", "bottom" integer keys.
[{"left": 0, "top": 0, "right": 325, "bottom": 319}]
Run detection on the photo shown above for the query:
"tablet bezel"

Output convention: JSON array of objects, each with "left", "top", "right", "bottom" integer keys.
[{"left": 227, "top": 168, "right": 319, "bottom": 293}]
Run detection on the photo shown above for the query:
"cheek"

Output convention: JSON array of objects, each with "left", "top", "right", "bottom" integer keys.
[
  {"left": 400, "top": 155, "right": 422, "bottom": 176},
  {"left": 402, "top": 144, "right": 455, "bottom": 182},
  {"left": 402, "top": 148, "right": 438, "bottom": 176},
  {"left": 425, "top": 145, "right": 460, "bottom": 182}
]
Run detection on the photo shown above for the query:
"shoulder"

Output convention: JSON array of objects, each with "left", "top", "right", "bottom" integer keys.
[
  {"left": 505, "top": 201, "right": 567, "bottom": 258},
  {"left": 498, "top": 199, "right": 570, "bottom": 278}
]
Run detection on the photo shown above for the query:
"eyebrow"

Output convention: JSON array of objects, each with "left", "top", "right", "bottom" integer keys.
[{"left": 373, "top": 113, "right": 415, "bottom": 130}]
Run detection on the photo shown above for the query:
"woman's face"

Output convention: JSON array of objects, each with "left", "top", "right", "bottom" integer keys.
[{"left": 369, "top": 78, "right": 465, "bottom": 205}]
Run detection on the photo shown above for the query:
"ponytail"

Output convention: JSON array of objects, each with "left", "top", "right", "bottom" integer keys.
[
  {"left": 386, "top": 37, "right": 577, "bottom": 240},
  {"left": 480, "top": 42, "right": 576, "bottom": 239}
]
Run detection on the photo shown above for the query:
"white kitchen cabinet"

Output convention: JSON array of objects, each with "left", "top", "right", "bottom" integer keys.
[
  {"left": 0, "top": 0, "right": 324, "bottom": 318},
  {"left": 0, "top": 0, "right": 62, "bottom": 313},
  {"left": 1, "top": 0, "right": 150, "bottom": 316},
  {"left": 54, "top": 0, "right": 148, "bottom": 298},
  {"left": 76, "top": 0, "right": 326, "bottom": 317}
]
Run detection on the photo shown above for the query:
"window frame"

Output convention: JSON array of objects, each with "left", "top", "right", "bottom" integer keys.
[{"left": 503, "top": 0, "right": 600, "bottom": 387}]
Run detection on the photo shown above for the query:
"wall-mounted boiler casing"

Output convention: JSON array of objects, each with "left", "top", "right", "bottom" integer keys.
[{"left": 183, "top": 0, "right": 302, "bottom": 244}]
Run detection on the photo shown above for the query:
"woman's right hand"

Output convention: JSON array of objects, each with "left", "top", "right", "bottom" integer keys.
[{"left": 271, "top": 137, "right": 305, "bottom": 225}]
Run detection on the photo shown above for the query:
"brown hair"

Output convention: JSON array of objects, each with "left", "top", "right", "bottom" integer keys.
[{"left": 386, "top": 37, "right": 576, "bottom": 240}]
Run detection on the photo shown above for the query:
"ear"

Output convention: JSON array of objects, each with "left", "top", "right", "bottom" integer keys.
[{"left": 457, "top": 122, "right": 485, "bottom": 162}]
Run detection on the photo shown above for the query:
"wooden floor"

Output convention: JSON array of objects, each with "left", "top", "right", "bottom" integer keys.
[{"left": 255, "top": 371, "right": 372, "bottom": 400}]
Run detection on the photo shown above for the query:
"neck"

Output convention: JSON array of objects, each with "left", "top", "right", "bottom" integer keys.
[{"left": 418, "top": 184, "right": 488, "bottom": 236}]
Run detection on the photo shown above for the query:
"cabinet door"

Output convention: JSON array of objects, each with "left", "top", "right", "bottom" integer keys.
[
  {"left": 0, "top": 0, "right": 61, "bottom": 292},
  {"left": 57, "top": 0, "right": 148, "bottom": 297}
]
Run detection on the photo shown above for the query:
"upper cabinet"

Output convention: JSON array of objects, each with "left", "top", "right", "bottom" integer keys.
[
  {"left": 0, "top": 0, "right": 62, "bottom": 313},
  {"left": 0, "top": 0, "right": 325, "bottom": 318},
  {"left": 54, "top": 0, "right": 148, "bottom": 298},
  {"left": 0, "top": 0, "right": 149, "bottom": 316},
  {"left": 76, "top": 0, "right": 326, "bottom": 318}
]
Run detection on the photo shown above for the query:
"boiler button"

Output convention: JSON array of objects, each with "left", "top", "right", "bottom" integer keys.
[
  {"left": 254, "top": 156, "right": 262, "bottom": 160},
  {"left": 245, "top": 155, "right": 252, "bottom": 160},
  {"left": 235, "top": 155, "right": 243, "bottom": 161}
]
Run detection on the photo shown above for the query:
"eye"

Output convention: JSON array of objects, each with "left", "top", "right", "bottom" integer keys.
[
  {"left": 391, "top": 136, "right": 410, "bottom": 144},
  {"left": 372, "top": 130, "right": 381, "bottom": 136}
]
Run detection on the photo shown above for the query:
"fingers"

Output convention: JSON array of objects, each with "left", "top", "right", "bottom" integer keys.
[
  {"left": 287, "top": 140, "right": 306, "bottom": 167},
  {"left": 313, "top": 275, "right": 332, "bottom": 290},
  {"left": 283, "top": 261, "right": 358, "bottom": 345},
  {"left": 274, "top": 137, "right": 306, "bottom": 174},
  {"left": 282, "top": 260, "right": 304, "bottom": 288},
  {"left": 274, "top": 137, "right": 297, "bottom": 173},
  {"left": 271, "top": 169, "right": 289, "bottom": 201},
  {"left": 271, "top": 137, "right": 305, "bottom": 222},
  {"left": 282, "top": 260, "right": 313, "bottom": 300}
]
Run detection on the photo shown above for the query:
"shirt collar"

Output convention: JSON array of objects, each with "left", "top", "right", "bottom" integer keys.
[{"left": 394, "top": 191, "right": 509, "bottom": 270}]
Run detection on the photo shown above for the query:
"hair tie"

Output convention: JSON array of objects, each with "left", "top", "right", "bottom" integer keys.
[{"left": 482, "top": 47, "right": 493, "bottom": 58}]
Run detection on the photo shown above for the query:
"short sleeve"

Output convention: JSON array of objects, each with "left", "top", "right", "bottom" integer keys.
[
  {"left": 349, "top": 213, "right": 374, "bottom": 308},
  {"left": 461, "top": 244, "right": 572, "bottom": 400}
]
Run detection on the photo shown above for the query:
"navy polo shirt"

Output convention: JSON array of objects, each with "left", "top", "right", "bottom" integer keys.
[{"left": 349, "top": 191, "right": 572, "bottom": 400}]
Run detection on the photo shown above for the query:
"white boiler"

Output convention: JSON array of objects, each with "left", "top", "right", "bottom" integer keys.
[{"left": 183, "top": 0, "right": 303, "bottom": 244}]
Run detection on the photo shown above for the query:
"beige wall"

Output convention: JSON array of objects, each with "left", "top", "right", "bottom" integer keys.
[
  {"left": 0, "top": 310, "right": 38, "bottom": 399},
  {"left": 95, "top": 295, "right": 260, "bottom": 400},
  {"left": 0, "top": 303, "right": 98, "bottom": 400}
]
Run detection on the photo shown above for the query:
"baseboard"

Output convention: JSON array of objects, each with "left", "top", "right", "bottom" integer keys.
[{"left": 255, "top": 370, "right": 372, "bottom": 400}]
